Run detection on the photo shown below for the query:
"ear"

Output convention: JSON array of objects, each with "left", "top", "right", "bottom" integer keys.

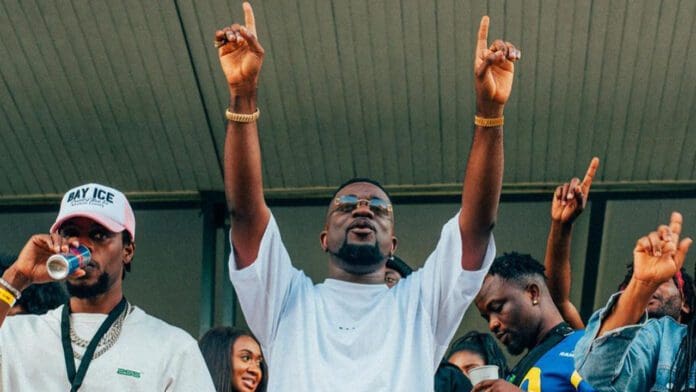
[
  {"left": 123, "top": 241, "right": 135, "bottom": 266},
  {"left": 390, "top": 236, "right": 398, "bottom": 255},
  {"left": 319, "top": 230, "right": 328, "bottom": 252},
  {"left": 526, "top": 283, "right": 540, "bottom": 305},
  {"left": 681, "top": 301, "right": 691, "bottom": 317}
]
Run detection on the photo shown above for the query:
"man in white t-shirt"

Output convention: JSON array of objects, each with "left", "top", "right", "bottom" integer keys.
[
  {"left": 0, "top": 183, "right": 215, "bottom": 391},
  {"left": 215, "top": 3, "right": 520, "bottom": 390}
]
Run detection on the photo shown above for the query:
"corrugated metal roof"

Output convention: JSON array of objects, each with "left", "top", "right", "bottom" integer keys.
[{"left": 0, "top": 0, "right": 694, "bottom": 202}]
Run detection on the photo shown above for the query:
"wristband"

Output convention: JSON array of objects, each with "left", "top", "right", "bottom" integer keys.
[
  {"left": 0, "top": 277, "right": 21, "bottom": 300},
  {"left": 0, "top": 287, "right": 16, "bottom": 307}
]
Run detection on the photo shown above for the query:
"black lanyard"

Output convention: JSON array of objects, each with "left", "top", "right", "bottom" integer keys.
[
  {"left": 507, "top": 322, "right": 574, "bottom": 386},
  {"left": 61, "top": 297, "right": 128, "bottom": 392}
]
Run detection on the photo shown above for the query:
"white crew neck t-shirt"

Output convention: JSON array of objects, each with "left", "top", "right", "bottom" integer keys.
[
  {"left": 229, "top": 211, "right": 495, "bottom": 391},
  {"left": 0, "top": 305, "right": 215, "bottom": 391}
]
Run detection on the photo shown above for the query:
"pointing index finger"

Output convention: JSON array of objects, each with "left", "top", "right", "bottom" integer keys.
[
  {"left": 670, "top": 211, "right": 683, "bottom": 239},
  {"left": 243, "top": 2, "right": 257, "bottom": 37},
  {"left": 580, "top": 157, "right": 600, "bottom": 194},
  {"left": 476, "top": 16, "right": 490, "bottom": 55}
]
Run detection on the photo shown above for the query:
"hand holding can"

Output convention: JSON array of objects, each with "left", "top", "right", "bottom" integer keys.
[{"left": 46, "top": 245, "right": 91, "bottom": 280}]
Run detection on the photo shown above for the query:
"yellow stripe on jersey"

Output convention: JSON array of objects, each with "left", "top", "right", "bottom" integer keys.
[
  {"left": 570, "top": 370, "right": 583, "bottom": 388},
  {"left": 521, "top": 367, "right": 542, "bottom": 392}
]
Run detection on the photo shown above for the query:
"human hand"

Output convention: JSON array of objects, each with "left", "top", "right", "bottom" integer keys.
[
  {"left": 632, "top": 213, "right": 692, "bottom": 288},
  {"left": 215, "top": 2, "right": 264, "bottom": 96},
  {"left": 8, "top": 234, "right": 86, "bottom": 289},
  {"left": 550, "top": 157, "right": 599, "bottom": 224},
  {"left": 471, "top": 379, "right": 522, "bottom": 392},
  {"left": 474, "top": 16, "right": 521, "bottom": 118}
]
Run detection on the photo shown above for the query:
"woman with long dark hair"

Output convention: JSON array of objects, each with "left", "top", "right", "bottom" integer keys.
[
  {"left": 199, "top": 327, "right": 267, "bottom": 392},
  {"left": 446, "top": 331, "right": 508, "bottom": 379},
  {"left": 435, "top": 331, "right": 508, "bottom": 391}
]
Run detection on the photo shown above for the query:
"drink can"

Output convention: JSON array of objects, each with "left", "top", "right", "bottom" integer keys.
[{"left": 46, "top": 245, "right": 91, "bottom": 280}]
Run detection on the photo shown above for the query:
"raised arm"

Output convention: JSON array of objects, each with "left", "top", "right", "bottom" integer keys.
[
  {"left": 598, "top": 213, "right": 692, "bottom": 335},
  {"left": 217, "top": 2, "right": 269, "bottom": 268},
  {"left": 0, "top": 234, "right": 84, "bottom": 327},
  {"left": 459, "top": 17, "right": 520, "bottom": 270},
  {"left": 544, "top": 157, "right": 599, "bottom": 329}
]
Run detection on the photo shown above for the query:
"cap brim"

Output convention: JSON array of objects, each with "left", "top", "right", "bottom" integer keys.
[{"left": 50, "top": 212, "right": 126, "bottom": 235}]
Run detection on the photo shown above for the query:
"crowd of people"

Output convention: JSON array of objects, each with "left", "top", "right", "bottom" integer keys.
[{"left": 0, "top": 2, "right": 693, "bottom": 391}]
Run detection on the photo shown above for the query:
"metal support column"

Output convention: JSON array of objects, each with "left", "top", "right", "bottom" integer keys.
[
  {"left": 199, "top": 194, "right": 217, "bottom": 336},
  {"left": 579, "top": 197, "right": 607, "bottom": 323},
  {"left": 221, "top": 222, "right": 237, "bottom": 326}
]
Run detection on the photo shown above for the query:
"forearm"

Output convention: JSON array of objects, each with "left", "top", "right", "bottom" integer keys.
[
  {"left": 598, "top": 278, "right": 656, "bottom": 336},
  {"left": 545, "top": 221, "right": 573, "bottom": 305},
  {"left": 224, "top": 93, "right": 270, "bottom": 267},
  {"left": 545, "top": 221, "right": 584, "bottom": 327},
  {"left": 0, "top": 268, "right": 30, "bottom": 328},
  {"left": 459, "top": 124, "right": 503, "bottom": 270}
]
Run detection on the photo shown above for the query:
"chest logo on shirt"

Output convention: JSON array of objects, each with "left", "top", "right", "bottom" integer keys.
[
  {"left": 337, "top": 325, "right": 356, "bottom": 331},
  {"left": 117, "top": 368, "right": 142, "bottom": 379}
]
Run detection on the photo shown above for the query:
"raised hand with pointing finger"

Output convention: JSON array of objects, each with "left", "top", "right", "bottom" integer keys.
[
  {"left": 632, "top": 213, "right": 691, "bottom": 290},
  {"left": 474, "top": 16, "right": 520, "bottom": 118},
  {"left": 551, "top": 157, "right": 600, "bottom": 225},
  {"left": 216, "top": 2, "right": 264, "bottom": 97}
]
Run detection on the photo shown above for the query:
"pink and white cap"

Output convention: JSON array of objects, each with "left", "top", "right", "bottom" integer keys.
[{"left": 50, "top": 183, "right": 136, "bottom": 241}]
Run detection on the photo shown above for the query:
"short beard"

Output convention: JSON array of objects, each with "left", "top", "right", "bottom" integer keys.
[
  {"left": 332, "top": 241, "right": 385, "bottom": 275},
  {"left": 66, "top": 272, "right": 111, "bottom": 299},
  {"left": 647, "top": 296, "right": 682, "bottom": 321},
  {"left": 500, "top": 332, "right": 527, "bottom": 356},
  {"left": 505, "top": 340, "right": 526, "bottom": 356}
]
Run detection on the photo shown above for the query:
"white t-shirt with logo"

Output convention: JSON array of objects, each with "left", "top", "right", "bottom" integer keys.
[
  {"left": 229, "top": 212, "right": 495, "bottom": 391},
  {"left": 0, "top": 305, "right": 215, "bottom": 391}
]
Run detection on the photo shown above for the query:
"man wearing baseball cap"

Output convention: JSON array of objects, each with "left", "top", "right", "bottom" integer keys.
[{"left": 0, "top": 183, "right": 215, "bottom": 391}]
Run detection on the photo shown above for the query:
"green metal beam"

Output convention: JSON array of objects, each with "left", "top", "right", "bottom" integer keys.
[{"left": 199, "top": 193, "right": 217, "bottom": 336}]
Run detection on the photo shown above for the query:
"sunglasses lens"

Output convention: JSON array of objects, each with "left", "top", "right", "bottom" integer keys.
[
  {"left": 336, "top": 195, "right": 359, "bottom": 211},
  {"left": 369, "top": 198, "right": 390, "bottom": 215}
]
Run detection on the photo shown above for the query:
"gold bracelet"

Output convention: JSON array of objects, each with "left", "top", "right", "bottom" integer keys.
[
  {"left": 474, "top": 115, "right": 504, "bottom": 127},
  {"left": 225, "top": 108, "right": 260, "bottom": 123},
  {"left": 0, "top": 287, "right": 16, "bottom": 307}
]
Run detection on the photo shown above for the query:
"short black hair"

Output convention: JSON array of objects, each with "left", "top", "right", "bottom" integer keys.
[
  {"left": 447, "top": 331, "right": 509, "bottom": 378},
  {"left": 0, "top": 254, "right": 68, "bottom": 314},
  {"left": 618, "top": 263, "right": 695, "bottom": 323},
  {"left": 386, "top": 255, "right": 413, "bottom": 278},
  {"left": 488, "top": 252, "right": 547, "bottom": 287},
  {"left": 331, "top": 177, "right": 391, "bottom": 201}
]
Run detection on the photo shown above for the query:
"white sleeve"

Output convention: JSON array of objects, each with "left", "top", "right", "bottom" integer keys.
[
  {"left": 228, "top": 213, "right": 300, "bottom": 347},
  {"left": 164, "top": 339, "right": 216, "bottom": 392},
  {"left": 416, "top": 211, "right": 496, "bottom": 345}
]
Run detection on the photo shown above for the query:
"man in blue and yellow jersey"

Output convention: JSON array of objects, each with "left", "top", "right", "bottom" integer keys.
[{"left": 473, "top": 252, "right": 594, "bottom": 392}]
